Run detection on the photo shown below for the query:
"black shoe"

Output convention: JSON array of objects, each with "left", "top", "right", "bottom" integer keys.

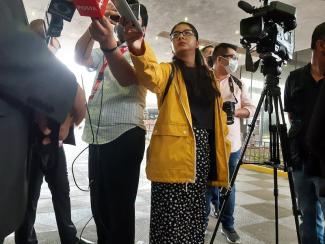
[
  {"left": 75, "top": 237, "right": 94, "bottom": 244},
  {"left": 221, "top": 227, "right": 241, "bottom": 244}
]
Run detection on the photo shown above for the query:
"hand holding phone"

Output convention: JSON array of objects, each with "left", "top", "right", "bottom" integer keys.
[
  {"left": 108, "top": 2, "right": 140, "bottom": 24},
  {"left": 111, "top": 0, "right": 143, "bottom": 34}
]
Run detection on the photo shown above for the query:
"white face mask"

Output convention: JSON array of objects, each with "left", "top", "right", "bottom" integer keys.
[{"left": 224, "top": 57, "right": 239, "bottom": 74}]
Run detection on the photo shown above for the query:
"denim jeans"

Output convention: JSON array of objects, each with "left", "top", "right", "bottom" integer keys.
[
  {"left": 317, "top": 201, "right": 324, "bottom": 244},
  {"left": 206, "top": 150, "right": 241, "bottom": 230},
  {"left": 220, "top": 150, "right": 241, "bottom": 230},
  {"left": 206, "top": 186, "right": 220, "bottom": 215},
  {"left": 293, "top": 169, "right": 325, "bottom": 244}
]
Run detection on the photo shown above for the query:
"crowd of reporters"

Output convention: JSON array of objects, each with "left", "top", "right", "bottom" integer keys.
[{"left": 1, "top": 0, "right": 325, "bottom": 243}]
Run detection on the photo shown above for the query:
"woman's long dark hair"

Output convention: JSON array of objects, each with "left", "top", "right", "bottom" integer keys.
[{"left": 170, "top": 22, "right": 220, "bottom": 102}]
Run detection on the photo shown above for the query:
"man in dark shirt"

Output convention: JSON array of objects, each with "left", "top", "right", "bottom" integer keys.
[
  {"left": 284, "top": 22, "right": 325, "bottom": 244},
  {"left": 307, "top": 23, "right": 325, "bottom": 162}
]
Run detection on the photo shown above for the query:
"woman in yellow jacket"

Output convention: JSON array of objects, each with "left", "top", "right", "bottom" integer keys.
[{"left": 123, "top": 21, "right": 231, "bottom": 243}]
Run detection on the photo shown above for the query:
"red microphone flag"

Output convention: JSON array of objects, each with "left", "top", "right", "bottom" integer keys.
[{"left": 74, "top": 0, "right": 109, "bottom": 18}]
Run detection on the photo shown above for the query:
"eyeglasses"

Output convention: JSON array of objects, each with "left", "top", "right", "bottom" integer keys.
[{"left": 170, "top": 29, "right": 195, "bottom": 40}]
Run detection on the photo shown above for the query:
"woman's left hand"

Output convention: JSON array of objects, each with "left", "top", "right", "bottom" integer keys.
[{"left": 120, "top": 17, "right": 145, "bottom": 56}]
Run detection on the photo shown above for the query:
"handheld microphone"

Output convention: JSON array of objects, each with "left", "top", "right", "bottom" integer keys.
[
  {"left": 48, "top": 0, "right": 76, "bottom": 22},
  {"left": 238, "top": 1, "right": 255, "bottom": 14},
  {"left": 74, "top": 0, "right": 109, "bottom": 18}
]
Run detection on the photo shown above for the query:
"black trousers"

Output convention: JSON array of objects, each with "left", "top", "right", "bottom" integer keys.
[
  {"left": 15, "top": 147, "right": 77, "bottom": 244},
  {"left": 89, "top": 127, "right": 145, "bottom": 244}
]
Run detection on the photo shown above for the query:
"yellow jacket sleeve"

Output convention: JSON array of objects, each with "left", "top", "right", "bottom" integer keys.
[{"left": 130, "top": 42, "right": 172, "bottom": 94}]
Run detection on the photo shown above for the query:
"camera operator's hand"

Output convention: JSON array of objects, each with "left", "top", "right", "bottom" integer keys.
[
  {"left": 234, "top": 108, "right": 250, "bottom": 118},
  {"left": 89, "top": 16, "right": 117, "bottom": 50},
  {"left": 121, "top": 18, "right": 145, "bottom": 56}
]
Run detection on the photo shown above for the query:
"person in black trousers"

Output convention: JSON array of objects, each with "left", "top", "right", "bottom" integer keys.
[
  {"left": 15, "top": 133, "right": 80, "bottom": 244},
  {"left": 74, "top": 2, "right": 148, "bottom": 243}
]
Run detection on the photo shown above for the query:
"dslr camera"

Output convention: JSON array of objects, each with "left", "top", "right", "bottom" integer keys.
[{"left": 222, "top": 101, "right": 236, "bottom": 125}]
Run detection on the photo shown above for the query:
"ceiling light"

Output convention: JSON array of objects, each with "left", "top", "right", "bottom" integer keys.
[
  {"left": 31, "top": 11, "right": 35, "bottom": 16},
  {"left": 155, "top": 36, "right": 159, "bottom": 40},
  {"left": 235, "top": 30, "right": 240, "bottom": 34},
  {"left": 184, "top": 17, "right": 188, "bottom": 22}
]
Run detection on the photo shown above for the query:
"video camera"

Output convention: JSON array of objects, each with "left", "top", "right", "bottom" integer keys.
[{"left": 239, "top": 0, "right": 297, "bottom": 63}]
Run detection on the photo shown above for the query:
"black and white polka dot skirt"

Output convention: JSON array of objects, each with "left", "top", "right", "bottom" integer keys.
[{"left": 149, "top": 127, "right": 211, "bottom": 244}]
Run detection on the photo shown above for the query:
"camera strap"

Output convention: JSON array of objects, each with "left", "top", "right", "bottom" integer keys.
[{"left": 228, "top": 76, "right": 239, "bottom": 104}]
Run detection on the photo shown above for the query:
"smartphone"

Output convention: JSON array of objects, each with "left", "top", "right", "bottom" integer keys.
[
  {"left": 113, "top": 0, "right": 142, "bottom": 33},
  {"left": 129, "top": 3, "right": 140, "bottom": 20},
  {"left": 110, "top": 3, "right": 140, "bottom": 23}
]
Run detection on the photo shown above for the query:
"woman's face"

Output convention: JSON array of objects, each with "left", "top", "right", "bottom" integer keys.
[{"left": 170, "top": 24, "right": 199, "bottom": 55}]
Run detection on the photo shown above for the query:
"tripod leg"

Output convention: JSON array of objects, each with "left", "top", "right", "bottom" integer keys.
[
  {"left": 209, "top": 87, "right": 268, "bottom": 244},
  {"left": 273, "top": 94, "right": 302, "bottom": 244},
  {"left": 269, "top": 106, "right": 280, "bottom": 244}
]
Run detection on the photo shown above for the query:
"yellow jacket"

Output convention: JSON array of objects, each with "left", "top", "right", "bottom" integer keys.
[{"left": 131, "top": 43, "right": 231, "bottom": 187}]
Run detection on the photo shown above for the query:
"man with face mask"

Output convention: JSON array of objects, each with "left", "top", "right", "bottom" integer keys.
[
  {"left": 284, "top": 22, "right": 325, "bottom": 244},
  {"left": 14, "top": 19, "right": 90, "bottom": 244},
  {"left": 74, "top": 1, "right": 148, "bottom": 243},
  {"left": 207, "top": 43, "right": 255, "bottom": 244}
]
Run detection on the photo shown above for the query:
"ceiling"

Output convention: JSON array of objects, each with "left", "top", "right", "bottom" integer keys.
[{"left": 22, "top": 0, "right": 325, "bottom": 63}]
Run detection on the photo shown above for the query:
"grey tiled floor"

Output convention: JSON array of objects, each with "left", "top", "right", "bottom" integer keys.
[{"left": 4, "top": 128, "right": 299, "bottom": 243}]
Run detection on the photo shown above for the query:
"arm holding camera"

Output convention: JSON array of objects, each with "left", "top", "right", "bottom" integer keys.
[{"left": 235, "top": 82, "right": 255, "bottom": 118}]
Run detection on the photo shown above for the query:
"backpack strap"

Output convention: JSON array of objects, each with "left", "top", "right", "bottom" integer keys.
[{"left": 161, "top": 63, "right": 175, "bottom": 104}]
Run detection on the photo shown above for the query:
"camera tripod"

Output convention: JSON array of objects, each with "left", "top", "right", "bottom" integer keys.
[{"left": 209, "top": 55, "right": 302, "bottom": 244}]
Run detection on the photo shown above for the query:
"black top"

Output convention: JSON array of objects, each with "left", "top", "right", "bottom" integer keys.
[
  {"left": 284, "top": 63, "right": 323, "bottom": 174},
  {"left": 307, "top": 76, "right": 325, "bottom": 160},
  {"left": 182, "top": 66, "right": 215, "bottom": 130}
]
